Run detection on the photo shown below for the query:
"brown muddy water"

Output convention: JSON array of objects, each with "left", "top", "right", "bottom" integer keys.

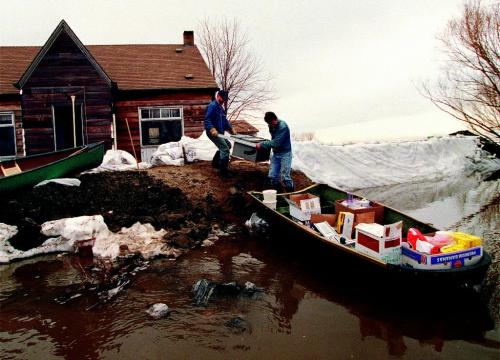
[{"left": 1, "top": 174, "right": 499, "bottom": 359}]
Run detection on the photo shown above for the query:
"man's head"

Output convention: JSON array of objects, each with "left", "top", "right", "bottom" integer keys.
[
  {"left": 216, "top": 90, "right": 229, "bottom": 104},
  {"left": 264, "top": 111, "right": 279, "bottom": 128}
]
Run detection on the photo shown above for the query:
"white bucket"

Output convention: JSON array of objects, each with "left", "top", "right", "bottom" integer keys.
[
  {"left": 263, "top": 189, "right": 277, "bottom": 202},
  {"left": 263, "top": 200, "right": 277, "bottom": 210}
]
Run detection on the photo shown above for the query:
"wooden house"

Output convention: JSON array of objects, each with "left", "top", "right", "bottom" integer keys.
[{"left": 0, "top": 20, "right": 217, "bottom": 161}]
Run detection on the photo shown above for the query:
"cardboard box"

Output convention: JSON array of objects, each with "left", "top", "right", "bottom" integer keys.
[
  {"left": 288, "top": 193, "right": 321, "bottom": 221},
  {"left": 354, "top": 221, "right": 403, "bottom": 265},
  {"left": 310, "top": 213, "right": 336, "bottom": 226},
  {"left": 335, "top": 199, "right": 384, "bottom": 224},
  {"left": 401, "top": 245, "right": 483, "bottom": 270}
]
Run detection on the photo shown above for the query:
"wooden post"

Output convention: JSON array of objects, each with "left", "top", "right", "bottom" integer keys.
[
  {"left": 112, "top": 114, "right": 117, "bottom": 150},
  {"left": 71, "top": 95, "right": 76, "bottom": 147},
  {"left": 125, "top": 117, "right": 139, "bottom": 169}
]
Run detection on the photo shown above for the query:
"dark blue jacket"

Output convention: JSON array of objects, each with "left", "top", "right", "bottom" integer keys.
[
  {"left": 260, "top": 120, "right": 292, "bottom": 154},
  {"left": 204, "top": 100, "right": 233, "bottom": 134}
]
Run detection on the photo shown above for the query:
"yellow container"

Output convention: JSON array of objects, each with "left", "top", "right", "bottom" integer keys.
[
  {"left": 449, "top": 232, "right": 482, "bottom": 248},
  {"left": 440, "top": 243, "right": 466, "bottom": 253}
]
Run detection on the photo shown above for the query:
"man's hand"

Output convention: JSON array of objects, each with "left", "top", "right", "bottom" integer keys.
[
  {"left": 209, "top": 128, "right": 218, "bottom": 137},
  {"left": 255, "top": 143, "right": 261, "bottom": 151}
]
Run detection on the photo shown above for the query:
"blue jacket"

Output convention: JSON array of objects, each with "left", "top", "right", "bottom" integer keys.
[
  {"left": 204, "top": 100, "right": 233, "bottom": 134},
  {"left": 260, "top": 120, "right": 292, "bottom": 154}
]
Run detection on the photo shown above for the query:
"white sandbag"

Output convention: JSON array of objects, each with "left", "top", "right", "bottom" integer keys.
[
  {"left": 35, "top": 178, "right": 81, "bottom": 187},
  {"left": 180, "top": 132, "right": 219, "bottom": 162},
  {"left": 150, "top": 142, "right": 185, "bottom": 166}
]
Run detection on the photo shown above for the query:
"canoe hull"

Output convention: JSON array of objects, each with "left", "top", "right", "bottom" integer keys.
[{"left": 0, "top": 143, "right": 105, "bottom": 194}]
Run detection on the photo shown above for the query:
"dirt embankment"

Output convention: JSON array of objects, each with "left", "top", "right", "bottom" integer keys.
[{"left": 0, "top": 161, "right": 313, "bottom": 251}]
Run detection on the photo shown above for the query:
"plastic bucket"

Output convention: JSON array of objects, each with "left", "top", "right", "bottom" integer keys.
[
  {"left": 263, "top": 189, "right": 277, "bottom": 202},
  {"left": 263, "top": 199, "right": 277, "bottom": 210}
]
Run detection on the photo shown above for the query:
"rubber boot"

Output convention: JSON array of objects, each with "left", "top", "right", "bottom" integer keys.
[
  {"left": 219, "top": 158, "right": 232, "bottom": 178},
  {"left": 284, "top": 184, "right": 295, "bottom": 193},
  {"left": 211, "top": 151, "right": 220, "bottom": 168}
]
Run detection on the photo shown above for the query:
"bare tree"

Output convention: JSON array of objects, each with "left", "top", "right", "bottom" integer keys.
[
  {"left": 197, "top": 17, "right": 275, "bottom": 121},
  {"left": 423, "top": 0, "right": 499, "bottom": 143}
]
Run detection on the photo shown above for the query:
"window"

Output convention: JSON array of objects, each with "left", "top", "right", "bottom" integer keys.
[
  {"left": 0, "top": 112, "right": 16, "bottom": 157},
  {"left": 139, "top": 107, "right": 183, "bottom": 146}
]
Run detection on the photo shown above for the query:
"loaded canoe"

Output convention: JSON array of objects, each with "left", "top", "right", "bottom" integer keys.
[
  {"left": 0, "top": 142, "right": 105, "bottom": 194},
  {"left": 248, "top": 184, "right": 492, "bottom": 289}
]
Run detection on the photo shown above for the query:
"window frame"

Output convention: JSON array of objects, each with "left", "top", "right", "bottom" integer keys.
[
  {"left": 138, "top": 106, "right": 184, "bottom": 147},
  {"left": 0, "top": 111, "right": 16, "bottom": 158}
]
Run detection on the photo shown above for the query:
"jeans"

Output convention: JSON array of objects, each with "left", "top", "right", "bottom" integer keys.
[
  {"left": 268, "top": 151, "right": 294, "bottom": 190},
  {"left": 208, "top": 132, "right": 232, "bottom": 161}
]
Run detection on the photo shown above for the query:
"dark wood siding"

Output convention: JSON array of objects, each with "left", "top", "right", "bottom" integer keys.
[
  {"left": 115, "top": 90, "right": 212, "bottom": 160},
  {"left": 0, "top": 97, "right": 23, "bottom": 156},
  {"left": 21, "top": 32, "right": 112, "bottom": 154}
]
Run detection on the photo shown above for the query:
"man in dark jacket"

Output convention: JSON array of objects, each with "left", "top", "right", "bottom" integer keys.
[
  {"left": 256, "top": 111, "right": 294, "bottom": 192},
  {"left": 204, "top": 90, "right": 236, "bottom": 177}
]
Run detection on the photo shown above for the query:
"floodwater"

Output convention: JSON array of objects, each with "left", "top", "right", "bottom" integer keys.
[{"left": 1, "top": 173, "right": 499, "bottom": 359}]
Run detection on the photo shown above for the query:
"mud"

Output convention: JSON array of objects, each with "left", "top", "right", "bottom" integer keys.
[{"left": 0, "top": 161, "right": 313, "bottom": 252}]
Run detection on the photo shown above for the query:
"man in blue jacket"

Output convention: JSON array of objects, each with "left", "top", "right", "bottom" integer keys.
[
  {"left": 204, "top": 90, "right": 236, "bottom": 177},
  {"left": 256, "top": 111, "right": 294, "bottom": 192}
]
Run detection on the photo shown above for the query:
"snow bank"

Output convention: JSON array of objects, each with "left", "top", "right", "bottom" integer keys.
[{"left": 292, "top": 136, "right": 500, "bottom": 190}]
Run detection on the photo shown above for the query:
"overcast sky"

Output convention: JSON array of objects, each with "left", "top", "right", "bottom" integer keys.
[{"left": 0, "top": 0, "right": 470, "bottom": 133}]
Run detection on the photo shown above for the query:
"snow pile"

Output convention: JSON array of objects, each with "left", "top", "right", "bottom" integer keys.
[{"left": 292, "top": 136, "right": 500, "bottom": 190}]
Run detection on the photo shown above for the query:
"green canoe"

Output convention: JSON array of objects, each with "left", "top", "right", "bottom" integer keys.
[
  {"left": 0, "top": 142, "right": 105, "bottom": 194},
  {"left": 248, "top": 183, "right": 491, "bottom": 289}
]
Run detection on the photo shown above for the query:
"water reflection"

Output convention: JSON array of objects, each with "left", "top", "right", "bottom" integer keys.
[
  {"left": 0, "top": 223, "right": 498, "bottom": 358},
  {"left": 355, "top": 173, "right": 500, "bottom": 233}
]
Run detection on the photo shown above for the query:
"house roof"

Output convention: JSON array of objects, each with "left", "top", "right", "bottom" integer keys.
[
  {"left": 16, "top": 20, "right": 112, "bottom": 90},
  {"left": 0, "top": 24, "right": 217, "bottom": 95},
  {"left": 231, "top": 120, "right": 259, "bottom": 135}
]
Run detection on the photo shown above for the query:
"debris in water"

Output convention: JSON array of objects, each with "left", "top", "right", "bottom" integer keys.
[
  {"left": 192, "top": 278, "right": 263, "bottom": 306},
  {"left": 225, "top": 315, "right": 252, "bottom": 334},
  {"left": 192, "top": 279, "right": 217, "bottom": 306},
  {"left": 245, "top": 212, "right": 270, "bottom": 236},
  {"left": 146, "top": 303, "right": 170, "bottom": 319}
]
